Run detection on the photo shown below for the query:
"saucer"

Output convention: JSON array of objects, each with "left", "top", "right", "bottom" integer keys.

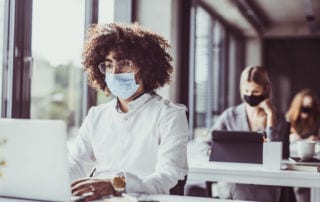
[{"left": 289, "top": 157, "right": 320, "bottom": 163}]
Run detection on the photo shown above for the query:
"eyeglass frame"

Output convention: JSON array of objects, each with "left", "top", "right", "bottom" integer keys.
[{"left": 98, "top": 59, "right": 134, "bottom": 75}]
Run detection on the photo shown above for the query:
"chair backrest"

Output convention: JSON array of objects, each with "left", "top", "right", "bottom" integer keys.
[
  {"left": 169, "top": 175, "right": 187, "bottom": 195},
  {"left": 282, "top": 121, "right": 290, "bottom": 159}
]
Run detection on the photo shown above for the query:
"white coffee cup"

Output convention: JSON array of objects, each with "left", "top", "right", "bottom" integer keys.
[{"left": 297, "top": 140, "right": 316, "bottom": 160}]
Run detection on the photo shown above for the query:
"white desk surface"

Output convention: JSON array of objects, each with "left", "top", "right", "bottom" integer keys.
[
  {"left": 187, "top": 140, "right": 320, "bottom": 202},
  {"left": 0, "top": 195, "right": 254, "bottom": 202},
  {"left": 188, "top": 159, "right": 320, "bottom": 188}
]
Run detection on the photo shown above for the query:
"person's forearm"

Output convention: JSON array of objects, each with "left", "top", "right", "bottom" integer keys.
[{"left": 266, "top": 113, "right": 275, "bottom": 127}]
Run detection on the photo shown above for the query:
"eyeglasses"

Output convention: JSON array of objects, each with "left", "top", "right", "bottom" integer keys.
[{"left": 98, "top": 59, "right": 133, "bottom": 74}]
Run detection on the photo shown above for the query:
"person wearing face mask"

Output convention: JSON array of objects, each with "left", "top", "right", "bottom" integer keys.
[
  {"left": 286, "top": 89, "right": 320, "bottom": 141},
  {"left": 69, "top": 23, "right": 189, "bottom": 201},
  {"left": 210, "top": 65, "right": 289, "bottom": 202},
  {"left": 286, "top": 89, "right": 320, "bottom": 202}
]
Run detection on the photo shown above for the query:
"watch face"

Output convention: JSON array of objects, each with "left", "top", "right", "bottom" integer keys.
[{"left": 112, "top": 176, "right": 126, "bottom": 191}]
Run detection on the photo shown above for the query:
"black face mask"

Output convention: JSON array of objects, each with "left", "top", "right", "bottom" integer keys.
[
  {"left": 301, "top": 106, "right": 312, "bottom": 114},
  {"left": 243, "top": 95, "right": 265, "bottom": 107}
]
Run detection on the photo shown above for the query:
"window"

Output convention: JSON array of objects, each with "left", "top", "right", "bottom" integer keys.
[
  {"left": 0, "top": 0, "right": 4, "bottom": 116},
  {"left": 189, "top": 4, "right": 244, "bottom": 139},
  {"left": 97, "top": 0, "right": 115, "bottom": 105},
  {"left": 193, "top": 6, "right": 211, "bottom": 138},
  {"left": 1, "top": 0, "right": 130, "bottom": 126},
  {"left": 31, "top": 0, "right": 85, "bottom": 138},
  {"left": 98, "top": 0, "right": 114, "bottom": 24}
]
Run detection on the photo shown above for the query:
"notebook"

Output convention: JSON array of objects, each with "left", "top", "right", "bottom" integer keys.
[
  {"left": 0, "top": 119, "right": 71, "bottom": 202},
  {"left": 209, "top": 130, "right": 264, "bottom": 164}
]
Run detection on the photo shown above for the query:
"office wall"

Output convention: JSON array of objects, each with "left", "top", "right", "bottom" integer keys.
[{"left": 264, "top": 38, "right": 320, "bottom": 114}]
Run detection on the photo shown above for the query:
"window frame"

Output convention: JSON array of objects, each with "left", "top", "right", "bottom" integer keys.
[
  {"left": 188, "top": 2, "right": 245, "bottom": 139},
  {"left": 1, "top": 0, "right": 33, "bottom": 118},
  {"left": 1, "top": 0, "right": 133, "bottom": 120}
]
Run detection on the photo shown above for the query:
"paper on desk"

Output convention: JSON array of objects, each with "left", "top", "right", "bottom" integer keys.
[
  {"left": 104, "top": 197, "right": 163, "bottom": 202},
  {"left": 104, "top": 197, "right": 133, "bottom": 202}
]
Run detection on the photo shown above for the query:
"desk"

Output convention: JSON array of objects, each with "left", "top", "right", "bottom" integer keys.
[
  {"left": 0, "top": 195, "right": 253, "bottom": 202},
  {"left": 188, "top": 159, "right": 320, "bottom": 202}
]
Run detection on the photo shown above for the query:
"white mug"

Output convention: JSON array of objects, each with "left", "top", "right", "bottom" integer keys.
[{"left": 297, "top": 140, "right": 316, "bottom": 160}]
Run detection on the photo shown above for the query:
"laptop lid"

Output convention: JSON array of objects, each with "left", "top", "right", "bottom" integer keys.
[
  {"left": 0, "top": 119, "right": 71, "bottom": 202},
  {"left": 209, "top": 130, "right": 264, "bottom": 164}
]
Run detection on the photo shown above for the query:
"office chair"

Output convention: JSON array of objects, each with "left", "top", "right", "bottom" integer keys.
[
  {"left": 169, "top": 175, "right": 187, "bottom": 195},
  {"left": 279, "top": 121, "right": 297, "bottom": 202}
]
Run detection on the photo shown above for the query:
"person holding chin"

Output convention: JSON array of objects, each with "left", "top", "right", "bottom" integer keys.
[
  {"left": 69, "top": 23, "right": 189, "bottom": 201},
  {"left": 210, "top": 65, "right": 289, "bottom": 202}
]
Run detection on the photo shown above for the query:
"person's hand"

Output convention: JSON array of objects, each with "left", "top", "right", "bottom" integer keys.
[
  {"left": 308, "top": 135, "right": 319, "bottom": 141},
  {"left": 71, "top": 178, "right": 114, "bottom": 201},
  {"left": 258, "top": 98, "right": 276, "bottom": 116},
  {"left": 258, "top": 99, "right": 276, "bottom": 127},
  {"left": 290, "top": 133, "right": 302, "bottom": 142}
]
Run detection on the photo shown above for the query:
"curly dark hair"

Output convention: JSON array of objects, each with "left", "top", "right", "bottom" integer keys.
[{"left": 82, "top": 23, "right": 173, "bottom": 96}]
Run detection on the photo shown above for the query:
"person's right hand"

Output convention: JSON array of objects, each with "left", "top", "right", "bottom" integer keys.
[
  {"left": 258, "top": 98, "right": 276, "bottom": 127},
  {"left": 71, "top": 177, "right": 114, "bottom": 201},
  {"left": 258, "top": 98, "right": 276, "bottom": 116}
]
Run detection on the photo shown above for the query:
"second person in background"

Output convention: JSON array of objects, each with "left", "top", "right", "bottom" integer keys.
[
  {"left": 211, "top": 65, "right": 289, "bottom": 202},
  {"left": 286, "top": 88, "right": 320, "bottom": 141},
  {"left": 286, "top": 89, "right": 320, "bottom": 202}
]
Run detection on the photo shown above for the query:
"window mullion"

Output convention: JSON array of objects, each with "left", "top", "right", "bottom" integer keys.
[
  {"left": 81, "top": 0, "right": 98, "bottom": 121},
  {"left": 2, "top": 0, "right": 32, "bottom": 118}
]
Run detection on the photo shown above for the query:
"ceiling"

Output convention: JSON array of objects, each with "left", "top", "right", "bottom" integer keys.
[{"left": 201, "top": 0, "right": 320, "bottom": 37}]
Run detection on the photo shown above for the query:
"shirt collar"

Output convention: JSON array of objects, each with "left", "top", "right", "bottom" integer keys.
[{"left": 114, "top": 92, "right": 154, "bottom": 113}]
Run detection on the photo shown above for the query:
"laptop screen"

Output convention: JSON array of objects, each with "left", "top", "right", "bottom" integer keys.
[
  {"left": 0, "top": 119, "right": 71, "bottom": 202},
  {"left": 209, "top": 130, "right": 264, "bottom": 164}
]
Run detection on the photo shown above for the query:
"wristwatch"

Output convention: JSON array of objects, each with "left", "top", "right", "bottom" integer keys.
[{"left": 112, "top": 175, "right": 126, "bottom": 196}]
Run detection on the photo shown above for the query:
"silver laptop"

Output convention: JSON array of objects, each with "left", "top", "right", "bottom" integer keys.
[{"left": 0, "top": 119, "right": 71, "bottom": 202}]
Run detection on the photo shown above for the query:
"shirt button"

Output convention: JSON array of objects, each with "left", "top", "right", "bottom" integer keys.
[{"left": 124, "top": 117, "right": 128, "bottom": 121}]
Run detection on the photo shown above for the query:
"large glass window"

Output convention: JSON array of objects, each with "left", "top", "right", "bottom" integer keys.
[
  {"left": 194, "top": 6, "right": 211, "bottom": 138},
  {"left": 31, "top": 0, "right": 85, "bottom": 139},
  {"left": 97, "top": 0, "right": 115, "bottom": 105},
  {"left": 98, "top": 0, "right": 114, "bottom": 24},
  {"left": 0, "top": 0, "right": 4, "bottom": 116},
  {"left": 190, "top": 5, "right": 242, "bottom": 140}
]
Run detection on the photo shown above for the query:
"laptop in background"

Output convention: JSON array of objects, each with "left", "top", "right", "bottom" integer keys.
[
  {"left": 0, "top": 119, "right": 71, "bottom": 202},
  {"left": 209, "top": 130, "right": 264, "bottom": 164}
]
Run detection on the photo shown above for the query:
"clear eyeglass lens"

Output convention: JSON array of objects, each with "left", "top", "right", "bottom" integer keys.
[{"left": 99, "top": 60, "right": 132, "bottom": 74}]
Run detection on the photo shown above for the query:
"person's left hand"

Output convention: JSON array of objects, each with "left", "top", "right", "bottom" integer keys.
[{"left": 71, "top": 178, "right": 114, "bottom": 201}]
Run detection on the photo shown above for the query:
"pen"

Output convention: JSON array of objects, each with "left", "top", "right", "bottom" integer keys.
[{"left": 89, "top": 168, "right": 96, "bottom": 177}]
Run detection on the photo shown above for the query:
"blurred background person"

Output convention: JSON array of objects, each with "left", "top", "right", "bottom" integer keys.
[
  {"left": 286, "top": 89, "right": 320, "bottom": 142},
  {"left": 286, "top": 89, "right": 320, "bottom": 202}
]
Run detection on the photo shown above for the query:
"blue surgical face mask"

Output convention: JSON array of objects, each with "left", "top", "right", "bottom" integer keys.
[{"left": 105, "top": 72, "right": 140, "bottom": 100}]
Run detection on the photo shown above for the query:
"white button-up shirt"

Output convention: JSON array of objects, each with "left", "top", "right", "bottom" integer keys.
[{"left": 69, "top": 93, "right": 189, "bottom": 194}]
